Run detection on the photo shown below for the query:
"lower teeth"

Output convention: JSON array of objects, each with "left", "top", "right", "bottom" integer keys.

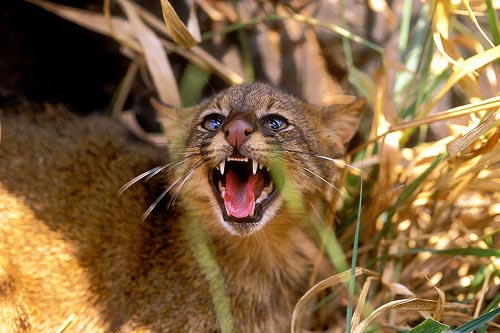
[
  {"left": 255, "top": 193, "right": 266, "bottom": 204},
  {"left": 255, "top": 184, "right": 272, "bottom": 204},
  {"left": 249, "top": 200, "right": 255, "bottom": 217}
]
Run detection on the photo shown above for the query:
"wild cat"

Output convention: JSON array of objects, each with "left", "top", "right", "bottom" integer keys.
[{"left": 0, "top": 83, "right": 363, "bottom": 332}]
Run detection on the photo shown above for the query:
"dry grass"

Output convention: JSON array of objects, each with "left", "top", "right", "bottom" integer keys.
[{"left": 26, "top": 0, "right": 500, "bottom": 332}]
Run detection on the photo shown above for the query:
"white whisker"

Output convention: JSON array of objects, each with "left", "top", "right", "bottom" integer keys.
[
  {"left": 303, "top": 167, "right": 341, "bottom": 193},
  {"left": 275, "top": 148, "right": 368, "bottom": 176},
  {"left": 119, "top": 154, "right": 200, "bottom": 195},
  {"left": 144, "top": 155, "right": 197, "bottom": 182},
  {"left": 118, "top": 166, "right": 164, "bottom": 195},
  {"left": 312, "top": 155, "right": 367, "bottom": 175},
  {"left": 308, "top": 200, "right": 323, "bottom": 222},
  {"left": 141, "top": 177, "right": 182, "bottom": 221},
  {"left": 168, "top": 160, "right": 204, "bottom": 209}
]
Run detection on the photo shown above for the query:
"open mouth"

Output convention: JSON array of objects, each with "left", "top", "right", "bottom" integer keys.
[{"left": 210, "top": 156, "right": 278, "bottom": 223}]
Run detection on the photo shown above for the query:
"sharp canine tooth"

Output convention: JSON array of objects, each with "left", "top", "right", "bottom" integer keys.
[
  {"left": 252, "top": 160, "right": 258, "bottom": 175},
  {"left": 220, "top": 160, "right": 225, "bottom": 175},
  {"left": 250, "top": 200, "right": 255, "bottom": 217}
]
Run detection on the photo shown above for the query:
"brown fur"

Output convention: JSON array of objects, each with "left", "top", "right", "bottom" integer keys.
[{"left": 0, "top": 83, "right": 363, "bottom": 332}]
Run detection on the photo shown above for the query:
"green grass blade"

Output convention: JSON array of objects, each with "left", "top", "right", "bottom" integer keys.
[
  {"left": 180, "top": 63, "right": 210, "bottom": 107},
  {"left": 377, "top": 152, "right": 446, "bottom": 243},
  {"left": 395, "top": 4, "right": 431, "bottom": 108},
  {"left": 485, "top": 0, "right": 500, "bottom": 46},
  {"left": 348, "top": 66, "right": 375, "bottom": 104},
  {"left": 398, "top": 0, "right": 413, "bottom": 57},
  {"left": 185, "top": 215, "right": 234, "bottom": 333},
  {"left": 201, "top": 14, "right": 284, "bottom": 41},
  {"left": 400, "top": 66, "right": 448, "bottom": 119},
  {"left": 408, "top": 318, "right": 448, "bottom": 333},
  {"left": 345, "top": 169, "right": 364, "bottom": 333},
  {"left": 483, "top": 292, "right": 500, "bottom": 314},
  {"left": 201, "top": 14, "right": 383, "bottom": 54},
  {"left": 338, "top": 0, "right": 353, "bottom": 69},
  {"left": 449, "top": 307, "right": 500, "bottom": 333},
  {"left": 316, "top": 223, "right": 349, "bottom": 273}
]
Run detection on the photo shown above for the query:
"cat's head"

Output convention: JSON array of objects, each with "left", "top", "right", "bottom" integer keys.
[{"left": 160, "top": 83, "right": 364, "bottom": 236}]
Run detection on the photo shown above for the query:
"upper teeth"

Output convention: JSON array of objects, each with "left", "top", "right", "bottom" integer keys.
[
  {"left": 216, "top": 158, "right": 267, "bottom": 175},
  {"left": 227, "top": 156, "right": 248, "bottom": 162},
  {"left": 219, "top": 160, "right": 225, "bottom": 175}
]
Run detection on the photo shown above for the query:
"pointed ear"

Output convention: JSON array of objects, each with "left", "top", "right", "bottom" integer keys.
[
  {"left": 318, "top": 98, "right": 365, "bottom": 156},
  {"left": 330, "top": 98, "right": 365, "bottom": 145},
  {"left": 150, "top": 97, "right": 193, "bottom": 155}
]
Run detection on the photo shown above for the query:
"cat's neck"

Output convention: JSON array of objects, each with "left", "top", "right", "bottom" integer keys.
[
  {"left": 197, "top": 210, "right": 321, "bottom": 289},
  {"left": 172, "top": 196, "right": 329, "bottom": 314}
]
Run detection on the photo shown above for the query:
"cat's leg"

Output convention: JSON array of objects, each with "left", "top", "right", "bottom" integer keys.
[{"left": 0, "top": 256, "right": 31, "bottom": 333}]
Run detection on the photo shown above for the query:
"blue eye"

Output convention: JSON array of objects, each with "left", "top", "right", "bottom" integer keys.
[
  {"left": 263, "top": 115, "right": 288, "bottom": 131},
  {"left": 203, "top": 114, "right": 225, "bottom": 131}
]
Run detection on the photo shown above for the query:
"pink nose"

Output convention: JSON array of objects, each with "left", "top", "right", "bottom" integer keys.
[{"left": 224, "top": 119, "right": 253, "bottom": 148}]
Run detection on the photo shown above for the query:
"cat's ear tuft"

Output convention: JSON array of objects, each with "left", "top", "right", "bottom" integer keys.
[
  {"left": 319, "top": 98, "right": 365, "bottom": 156},
  {"left": 150, "top": 97, "right": 191, "bottom": 154},
  {"left": 331, "top": 98, "right": 365, "bottom": 145},
  {"left": 150, "top": 98, "right": 182, "bottom": 133}
]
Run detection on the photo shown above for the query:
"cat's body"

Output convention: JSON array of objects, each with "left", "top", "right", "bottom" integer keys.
[{"left": 0, "top": 83, "right": 363, "bottom": 332}]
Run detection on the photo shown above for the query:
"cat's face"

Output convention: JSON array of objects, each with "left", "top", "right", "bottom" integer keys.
[{"left": 166, "top": 83, "right": 363, "bottom": 236}]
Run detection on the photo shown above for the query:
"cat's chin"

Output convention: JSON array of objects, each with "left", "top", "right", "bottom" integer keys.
[
  {"left": 220, "top": 208, "right": 274, "bottom": 236},
  {"left": 219, "top": 200, "right": 282, "bottom": 237},
  {"left": 225, "top": 221, "right": 265, "bottom": 236}
]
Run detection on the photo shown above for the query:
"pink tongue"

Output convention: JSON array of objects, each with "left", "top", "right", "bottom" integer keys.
[{"left": 224, "top": 170, "right": 264, "bottom": 218}]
